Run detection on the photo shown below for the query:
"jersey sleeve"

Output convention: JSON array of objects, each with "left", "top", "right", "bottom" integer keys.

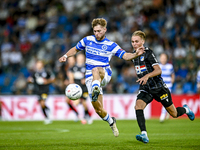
[
  {"left": 112, "top": 43, "right": 125, "bottom": 59},
  {"left": 47, "top": 71, "right": 55, "bottom": 80},
  {"left": 197, "top": 70, "right": 200, "bottom": 83},
  {"left": 147, "top": 50, "right": 159, "bottom": 66},
  {"left": 169, "top": 64, "right": 174, "bottom": 75},
  {"left": 76, "top": 37, "right": 87, "bottom": 51}
]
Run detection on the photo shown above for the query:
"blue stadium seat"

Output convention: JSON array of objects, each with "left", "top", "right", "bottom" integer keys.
[
  {"left": 127, "top": 84, "right": 139, "bottom": 93},
  {"left": 64, "top": 24, "right": 73, "bottom": 33},
  {"left": 193, "top": 82, "right": 197, "bottom": 93},
  {"left": 20, "top": 67, "right": 30, "bottom": 78},
  {"left": 41, "top": 32, "right": 50, "bottom": 42},
  {"left": 58, "top": 15, "right": 68, "bottom": 25},
  {"left": 0, "top": 74, "right": 6, "bottom": 86},
  {"left": 49, "top": 84, "right": 56, "bottom": 94},
  {"left": 182, "top": 82, "right": 193, "bottom": 94},
  {"left": 171, "top": 83, "right": 177, "bottom": 94}
]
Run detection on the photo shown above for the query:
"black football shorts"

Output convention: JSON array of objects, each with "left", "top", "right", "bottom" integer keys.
[{"left": 137, "top": 86, "right": 173, "bottom": 108}]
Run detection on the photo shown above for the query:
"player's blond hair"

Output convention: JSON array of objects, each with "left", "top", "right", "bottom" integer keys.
[
  {"left": 91, "top": 18, "right": 107, "bottom": 28},
  {"left": 132, "top": 30, "right": 146, "bottom": 41}
]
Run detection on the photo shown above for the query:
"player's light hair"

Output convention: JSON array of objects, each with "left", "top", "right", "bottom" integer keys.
[
  {"left": 132, "top": 30, "right": 146, "bottom": 41},
  {"left": 92, "top": 18, "right": 107, "bottom": 28}
]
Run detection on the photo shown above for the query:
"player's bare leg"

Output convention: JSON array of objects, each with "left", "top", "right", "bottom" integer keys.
[
  {"left": 65, "top": 97, "right": 79, "bottom": 121},
  {"left": 91, "top": 67, "right": 104, "bottom": 101},
  {"left": 40, "top": 100, "right": 51, "bottom": 124},
  {"left": 92, "top": 95, "right": 119, "bottom": 137},
  {"left": 165, "top": 104, "right": 195, "bottom": 120},
  {"left": 82, "top": 100, "right": 93, "bottom": 124}
]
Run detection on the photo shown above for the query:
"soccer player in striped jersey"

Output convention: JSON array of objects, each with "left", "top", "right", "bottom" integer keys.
[
  {"left": 197, "top": 68, "right": 200, "bottom": 94},
  {"left": 159, "top": 53, "right": 175, "bottom": 122},
  {"left": 131, "top": 30, "right": 195, "bottom": 143},
  {"left": 59, "top": 18, "right": 145, "bottom": 137}
]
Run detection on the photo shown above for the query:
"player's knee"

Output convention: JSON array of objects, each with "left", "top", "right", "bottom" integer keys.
[
  {"left": 135, "top": 104, "right": 143, "bottom": 110},
  {"left": 135, "top": 100, "right": 146, "bottom": 110},
  {"left": 92, "top": 67, "right": 99, "bottom": 74},
  {"left": 94, "top": 107, "right": 102, "bottom": 115}
]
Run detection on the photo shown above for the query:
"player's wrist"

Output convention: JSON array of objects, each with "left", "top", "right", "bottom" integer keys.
[{"left": 64, "top": 54, "right": 68, "bottom": 58}]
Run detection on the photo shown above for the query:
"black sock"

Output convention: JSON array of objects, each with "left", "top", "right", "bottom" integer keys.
[
  {"left": 136, "top": 109, "right": 146, "bottom": 132},
  {"left": 68, "top": 104, "right": 78, "bottom": 115},
  {"left": 42, "top": 106, "right": 49, "bottom": 118},
  {"left": 176, "top": 107, "right": 186, "bottom": 117},
  {"left": 84, "top": 110, "right": 90, "bottom": 118},
  {"left": 42, "top": 107, "right": 48, "bottom": 118}
]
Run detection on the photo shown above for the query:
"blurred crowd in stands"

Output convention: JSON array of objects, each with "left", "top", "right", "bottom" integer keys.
[{"left": 0, "top": 0, "right": 200, "bottom": 95}]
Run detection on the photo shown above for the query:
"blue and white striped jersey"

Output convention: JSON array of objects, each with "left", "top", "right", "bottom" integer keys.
[
  {"left": 197, "top": 70, "right": 200, "bottom": 83},
  {"left": 76, "top": 35, "right": 126, "bottom": 79},
  {"left": 159, "top": 63, "right": 174, "bottom": 91}
]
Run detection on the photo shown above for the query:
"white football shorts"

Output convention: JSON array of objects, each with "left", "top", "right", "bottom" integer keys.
[{"left": 85, "top": 67, "right": 111, "bottom": 101}]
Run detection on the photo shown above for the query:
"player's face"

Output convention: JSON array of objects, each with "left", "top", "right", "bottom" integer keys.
[
  {"left": 36, "top": 61, "right": 44, "bottom": 71},
  {"left": 93, "top": 25, "right": 106, "bottom": 41},
  {"left": 131, "top": 36, "right": 144, "bottom": 50},
  {"left": 160, "top": 53, "right": 168, "bottom": 65}
]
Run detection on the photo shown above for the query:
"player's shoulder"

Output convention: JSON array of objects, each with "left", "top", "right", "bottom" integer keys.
[
  {"left": 197, "top": 70, "right": 200, "bottom": 75},
  {"left": 83, "top": 35, "right": 94, "bottom": 41},
  {"left": 144, "top": 47, "right": 153, "bottom": 52},
  {"left": 166, "top": 63, "right": 173, "bottom": 68},
  {"left": 144, "top": 47, "right": 154, "bottom": 55}
]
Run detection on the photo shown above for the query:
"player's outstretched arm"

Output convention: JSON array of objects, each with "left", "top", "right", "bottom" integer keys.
[
  {"left": 59, "top": 47, "right": 79, "bottom": 62},
  {"left": 122, "top": 47, "right": 145, "bottom": 60}
]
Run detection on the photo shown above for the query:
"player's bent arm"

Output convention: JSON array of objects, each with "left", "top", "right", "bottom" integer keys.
[
  {"left": 59, "top": 47, "right": 79, "bottom": 62},
  {"left": 137, "top": 65, "right": 162, "bottom": 85},
  {"left": 44, "top": 76, "right": 55, "bottom": 84},
  {"left": 146, "top": 65, "right": 162, "bottom": 78},
  {"left": 122, "top": 53, "right": 138, "bottom": 60},
  {"left": 27, "top": 77, "right": 34, "bottom": 83},
  {"left": 67, "top": 71, "right": 75, "bottom": 84},
  {"left": 197, "top": 82, "right": 200, "bottom": 94},
  {"left": 171, "top": 73, "right": 175, "bottom": 84},
  {"left": 122, "top": 47, "right": 144, "bottom": 60}
]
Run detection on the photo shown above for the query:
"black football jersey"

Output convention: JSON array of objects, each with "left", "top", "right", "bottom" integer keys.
[
  {"left": 32, "top": 69, "right": 54, "bottom": 94},
  {"left": 132, "top": 47, "right": 166, "bottom": 91}
]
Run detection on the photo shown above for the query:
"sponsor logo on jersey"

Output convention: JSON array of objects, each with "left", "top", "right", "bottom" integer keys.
[
  {"left": 160, "top": 94, "right": 168, "bottom": 100},
  {"left": 140, "top": 65, "right": 146, "bottom": 72},
  {"left": 140, "top": 56, "right": 144, "bottom": 61},
  {"left": 102, "top": 44, "right": 107, "bottom": 50},
  {"left": 87, "top": 46, "right": 108, "bottom": 54},
  {"left": 135, "top": 65, "right": 147, "bottom": 74}
]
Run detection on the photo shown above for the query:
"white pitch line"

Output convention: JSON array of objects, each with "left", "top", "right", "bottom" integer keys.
[{"left": 0, "top": 128, "right": 70, "bottom": 133}]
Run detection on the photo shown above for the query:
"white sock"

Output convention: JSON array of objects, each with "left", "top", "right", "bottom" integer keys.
[
  {"left": 184, "top": 107, "right": 189, "bottom": 114},
  {"left": 102, "top": 113, "right": 113, "bottom": 125},
  {"left": 92, "top": 80, "right": 100, "bottom": 89},
  {"left": 141, "top": 131, "right": 147, "bottom": 136},
  {"left": 161, "top": 106, "right": 167, "bottom": 114}
]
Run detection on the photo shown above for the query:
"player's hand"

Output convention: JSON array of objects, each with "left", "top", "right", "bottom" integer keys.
[
  {"left": 135, "top": 46, "right": 145, "bottom": 56},
  {"left": 136, "top": 75, "right": 149, "bottom": 85},
  {"left": 59, "top": 55, "right": 67, "bottom": 62},
  {"left": 27, "top": 77, "right": 33, "bottom": 83}
]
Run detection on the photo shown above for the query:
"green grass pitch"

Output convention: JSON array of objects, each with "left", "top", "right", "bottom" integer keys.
[{"left": 0, "top": 119, "right": 200, "bottom": 150}]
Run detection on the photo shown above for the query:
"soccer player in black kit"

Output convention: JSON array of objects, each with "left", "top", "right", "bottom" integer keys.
[
  {"left": 67, "top": 52, "right": 93, "bottom": 124},
  {"left": 27, "top": 60, "right": 55, "bottom": 124},
  {"left": 131, "top": 31, "right": 195, "bottom": 143}
]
